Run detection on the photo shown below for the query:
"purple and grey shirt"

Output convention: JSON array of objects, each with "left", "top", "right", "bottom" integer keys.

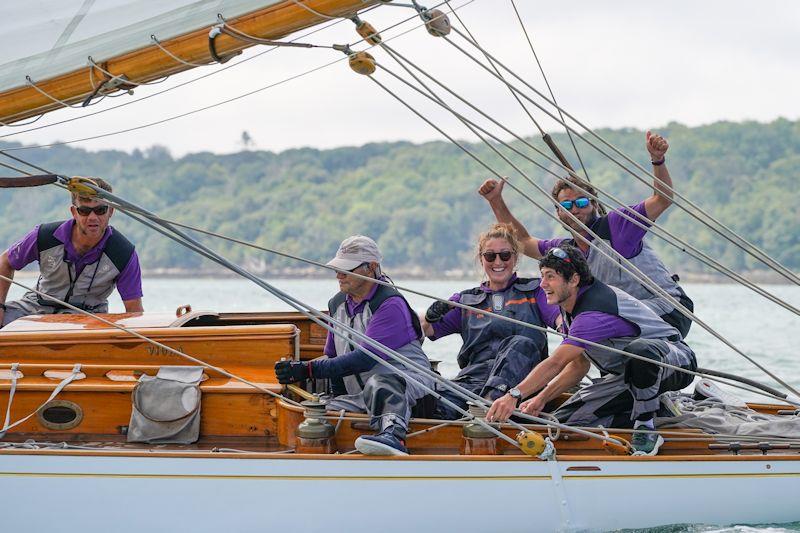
[
  {"left": 323, "top": 281, "right": 418, "bottom": 360},
  {"left": 429, "top": 274, "right": 560, "bottom": 339},
  {"left": 538, "top": 202, "right": 651, "bottom": 259},
  {"left": 6, "top": 220, "right": 143, "bottom": 300},
  {"left": 560, "top": 286, "right": 638, "bottom": 349}
]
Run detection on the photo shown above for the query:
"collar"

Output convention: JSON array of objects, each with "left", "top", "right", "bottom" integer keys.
[
  {"left": 480, "top": 273, "right": 518, "bottom": 294},
  {"left": 345, "top": 276, "right": 385, "bottom": 315},
  {"left": 55, "top": 219, "right": 114, "bottom": 264}
]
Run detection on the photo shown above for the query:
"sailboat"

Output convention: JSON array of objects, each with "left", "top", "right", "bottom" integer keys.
[{"left": 0, "top": 1, "right": 799, "bottom": 532}]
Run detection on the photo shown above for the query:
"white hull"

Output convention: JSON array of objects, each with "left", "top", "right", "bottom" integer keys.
[{"left": 1, "top": 452, "right": 798, "bottom": 532}]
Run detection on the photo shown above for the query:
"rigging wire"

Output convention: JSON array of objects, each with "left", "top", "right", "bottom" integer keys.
[
  {"left": 441, "top": 26, "right": 800, "bottom": 286},
  {"left": 33, "top": 167, "right": 789, "bottom": 408},
  {"left": 98, "top": 188, "right": 616, "bottom": 450},
  {"left": 364, "top": 44, "right": 800, "bottom": 317},
  {"left": 507, "top": 0, "right": 591, "bottom": 185},
  {"left": 356, "top": 58, "right": 800, "bottom": 397}
]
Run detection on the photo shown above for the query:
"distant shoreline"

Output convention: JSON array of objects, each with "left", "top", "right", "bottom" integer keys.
[{"left": 12, "top": 268, "right": 795, "bottom": 285}]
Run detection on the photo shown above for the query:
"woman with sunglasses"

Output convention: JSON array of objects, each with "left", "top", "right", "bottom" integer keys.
[
  {"left": 479, "top": 131, "right": 694, "bottom": 339},
  {"left": 0, "top": 177, "right": 143, "bottom": 327},
  {"left": 420, "top": 223, "right": 559, "bottom": 420}
]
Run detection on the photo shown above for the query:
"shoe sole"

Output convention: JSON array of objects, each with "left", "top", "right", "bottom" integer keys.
[
  {"left": 354, "top": 437, "right": 408, "bottom": 456},
  {"left": 632, "top": 434, "right": 665, "bottom": 456}
]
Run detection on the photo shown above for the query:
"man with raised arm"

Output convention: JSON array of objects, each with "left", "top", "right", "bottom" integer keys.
[
  {"left": 479, "top": 131, "right": 693, "bottom": 338},
  {"left": 274, "top": 236, "right": 433, "bottom": 456},
  {"left": 0, "top": 177, "right": 143, "bottom": 327},
  {"left": 486, "top": 245, "right": 697, "bottom": 456}
]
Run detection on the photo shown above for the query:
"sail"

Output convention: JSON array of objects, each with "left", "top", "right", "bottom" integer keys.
[{"left": 0, "top": 0, "right": 376, "bottom": 124}]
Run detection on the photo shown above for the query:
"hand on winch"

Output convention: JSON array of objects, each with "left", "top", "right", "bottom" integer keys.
[{"left": 274, "top": 360, "right": 310, "bottom": 384}]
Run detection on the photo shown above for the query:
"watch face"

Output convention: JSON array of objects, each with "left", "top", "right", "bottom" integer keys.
[{"left": 509, "top": 388, "right": 521, "bottom": 399}]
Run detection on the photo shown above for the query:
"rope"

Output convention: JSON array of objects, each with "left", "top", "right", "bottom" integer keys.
[
  {"left": 151, "top": 35, "right": 213, "bottom": 68},
  {"left": 87, "top": 57, "right": 170, "bottom": 88},
  {"left": 25, "top": 76, "right": 85, "bottom": 110}
]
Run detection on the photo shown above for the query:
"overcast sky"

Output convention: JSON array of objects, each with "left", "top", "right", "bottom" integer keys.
[{"left": 3, "top": 0, "right": 799, "bottom": 157}]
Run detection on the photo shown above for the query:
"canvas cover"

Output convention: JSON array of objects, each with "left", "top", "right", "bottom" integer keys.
[{"left": 127, "top": 366, "right": 203, "bottom": 444}]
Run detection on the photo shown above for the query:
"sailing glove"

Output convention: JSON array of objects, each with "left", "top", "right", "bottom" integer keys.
[
  {"left": 425, "top": 300, "right": 453, "bottom": 323},
  {"left": 275, "top": 360, "right": 310, "bottom": 384}
]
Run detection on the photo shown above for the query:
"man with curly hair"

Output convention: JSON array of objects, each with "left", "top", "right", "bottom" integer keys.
[{"left": 486, "top": 244, "right": 697, "bottom": 456}]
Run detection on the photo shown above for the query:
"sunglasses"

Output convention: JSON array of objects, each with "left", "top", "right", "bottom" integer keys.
[
  {"left": 74, "top": 204, "right": 109, "bottom": 216},
  {"left": 547, "top": 247, "right": 571, "bottom": 262},
  {"left": 482, "top": 250, "right": 514, "bottom": 262},
  {"left": 558, "top": 197, "right": 591, "bottom": 210}
]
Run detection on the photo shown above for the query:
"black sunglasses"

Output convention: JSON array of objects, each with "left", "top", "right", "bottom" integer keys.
[
  {"left": 74, "top": 204, "right": 109, "bottom": 216},
  {"left": 482, "top": 250, "right": 514, "bottom": 262}
]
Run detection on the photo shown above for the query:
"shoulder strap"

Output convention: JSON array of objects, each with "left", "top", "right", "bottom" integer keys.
[
  {"left": 328, "top": 292, "right": 347, "bottom": 316},
  {"left": 513, "top": 277, "right": 540, "bottom": 292},
  {"left": 103, "top": 228, "right": 136, "bottom": 272},
  {"left": 369, "top": 283, "right": 423, "bottom": 339},
  {"left": 590, "top": 214, "right": 612, "bottom": 242},
  {"left": 570, "top": 280, "right": 618, "bottom": 319},
  {"left": 36, "top": 221, "right": 65, "bottom": 257}
]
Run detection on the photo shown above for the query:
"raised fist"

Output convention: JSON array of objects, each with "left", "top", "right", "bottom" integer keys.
[
  {"left": 478, "top": 178, "right": 506, "bottom": 202},
  {"left": 646, "top": 130, "right": 669, "bottom": 161}
]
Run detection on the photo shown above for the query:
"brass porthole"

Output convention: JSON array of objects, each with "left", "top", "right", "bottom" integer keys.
[{"left": 37, "top": 400, "right": 84, "bottom": 430}]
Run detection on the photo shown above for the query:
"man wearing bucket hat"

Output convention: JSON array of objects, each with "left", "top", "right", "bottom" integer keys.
[{"left": 275, "top": 235, "right": 433, "bottom": 456}]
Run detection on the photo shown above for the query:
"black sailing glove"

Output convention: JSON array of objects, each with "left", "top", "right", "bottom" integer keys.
[
  {"left": 425, "top": 300, "right": 453, "bottom": 323},
  {"left": 274, "top": 361, "right": 311, "bottom": 384}
]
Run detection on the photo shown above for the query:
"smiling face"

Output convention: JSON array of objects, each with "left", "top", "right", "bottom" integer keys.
[
  {"left": 70, "top": 197, "right": 113, "bottom": 242},
  {"left": 481, "top": 237, "right": 517, "bottom": 291},
  {"left": 556, "top": 187, "right": 596, "bottom": 233},
  {"left": 539, "top": 266, "right": 579, "bottom": 309}
]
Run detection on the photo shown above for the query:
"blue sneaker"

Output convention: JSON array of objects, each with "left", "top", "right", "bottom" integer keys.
[
  {"left": 355, "top": 432, "right": 408, "bottom": 456},
  {"left": 631, "top": 431, "right": 664, "bottom": 456}
]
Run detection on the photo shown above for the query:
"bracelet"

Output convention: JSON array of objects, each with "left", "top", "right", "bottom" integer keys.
[
  {"left": 651, "top": 158, "right": 665, "bottom": 166},
  {"left": 0, "top": 303, "right": 5, "bottom": 311}
]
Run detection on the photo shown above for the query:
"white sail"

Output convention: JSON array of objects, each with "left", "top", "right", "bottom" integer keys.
[{"left": 0, "top": 0, "right": 283, "bottom": 93}]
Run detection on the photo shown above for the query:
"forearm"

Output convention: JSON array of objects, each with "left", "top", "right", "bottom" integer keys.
[
  {"left": 310, "top": 347, "right": 377, "bottom": 379},
  {"left": 653, "top": 163, "right": 673, "bottom": 202},
  {"left": 534, "top": 358, "right": 589, "bottom": 404},
  {"left": 123, "top": 299, "right": 144, "bottom": 313},
  {"left": 489, "top": 197, "right": 531, "bottom": 241},
  {"left": 515, "top": 356, "right": 566, "bottom": 398},
  {"left": 0, "top": 252, "right": 16, "bottom": 303}
]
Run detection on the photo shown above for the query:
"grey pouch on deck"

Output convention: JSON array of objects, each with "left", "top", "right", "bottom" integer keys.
[{"left": 127, "top": 366, "right": 203, "bottom": 444}]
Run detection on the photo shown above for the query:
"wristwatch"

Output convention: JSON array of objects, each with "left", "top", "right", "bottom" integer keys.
[{"left": 508, "top": 387, "right": 522, "bottom": 399}]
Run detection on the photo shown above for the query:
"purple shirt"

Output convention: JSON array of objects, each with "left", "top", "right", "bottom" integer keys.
[
  {"left": 323, "top": 280, "right": 418, "bottom": 360},
  {"left": 429, "top": 274, "right": 560, "bottom": 339},
  {"left": 6, "top": 220, "right": 143, "bottom": 301},
  {"left": 538, "top": 202, "right": 651, "bottom": 259},
  {"left": 560, "top": 287, "right": 638, "bottom": 349}
]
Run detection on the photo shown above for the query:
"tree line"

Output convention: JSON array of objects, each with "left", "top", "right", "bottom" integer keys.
[{"left": 0, "top": 118, "right": 797, "bottom": 277}]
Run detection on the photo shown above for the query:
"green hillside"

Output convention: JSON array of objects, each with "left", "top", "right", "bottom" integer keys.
[{"left": 1, "top": 118, "right": 798, "bottom": 277}]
